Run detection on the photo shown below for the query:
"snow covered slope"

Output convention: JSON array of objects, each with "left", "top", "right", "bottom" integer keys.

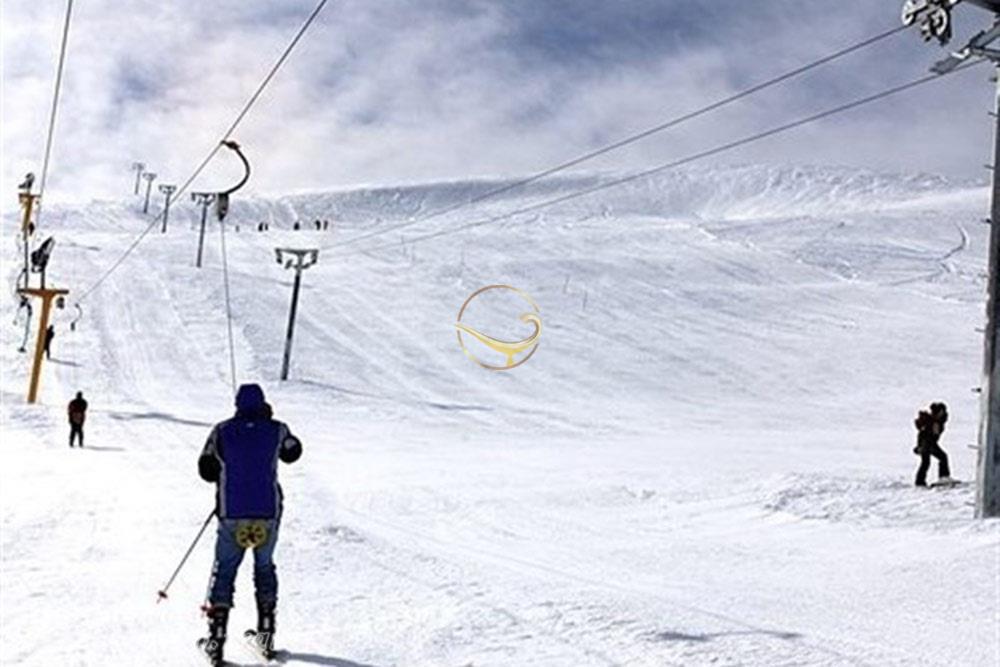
[{"left": 1, "top": 165, "right": 997, "bottom": 666}]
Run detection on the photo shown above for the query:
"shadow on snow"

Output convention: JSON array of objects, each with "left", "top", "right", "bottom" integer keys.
[
  {"left": 104, "top": 410, "right": 213, "bottom": 428},
  {"left": 650, "top": 629, "right": 802, "bottom": 643}
]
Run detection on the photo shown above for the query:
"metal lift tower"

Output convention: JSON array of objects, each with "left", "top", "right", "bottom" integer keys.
[{"left": 904, "top": 0, "right": 1000, "bottom": 516}]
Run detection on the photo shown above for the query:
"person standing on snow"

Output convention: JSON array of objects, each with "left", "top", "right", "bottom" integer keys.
[
  {"left": 67, "top": 391, "right": 87, "bottom": 448},
  {"left": 914, "top": 402, "right": 953, "bottom": 487},
  {"left": 44, "top": 324, "right": 55, "bottom": 360},
  {"left": 197, "top": 384, "right": 302, "bottom": 666}
]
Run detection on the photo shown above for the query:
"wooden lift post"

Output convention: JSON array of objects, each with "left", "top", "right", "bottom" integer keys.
[{"left": 18, "top": 287, "right": 68, "bottom": 404}]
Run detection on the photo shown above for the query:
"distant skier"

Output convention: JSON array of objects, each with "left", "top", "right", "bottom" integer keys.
[
  {"left": 914, "top": 402, "right": 953, "bottom": 487},
  {"left": 292, "top": 221, "right": 301, "bottom": 231},
  {"left": 197, "top": 384, "right": 302, "bottom": 666},
  {"left": 67, "top": 391, "right": 87, "bottom": 448},
  {"left": 44, "top": 324, "right": 55, "bottom": 359}
]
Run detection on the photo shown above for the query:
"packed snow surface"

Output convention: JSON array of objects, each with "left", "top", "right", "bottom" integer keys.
[{"left": 1, "top": 165, "right": 998, "bottom": 666}]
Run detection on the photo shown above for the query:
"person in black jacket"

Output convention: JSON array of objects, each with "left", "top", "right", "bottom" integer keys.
[
  {"left": 44, "top": 324, "right": 55, "bottom": 360},
  {"left": 197, "top": 384, "right": 301, "bottom": 666},
  {"left": 67, "top": 392, "right": 88, "bottom": 447},
  {"left": 914, "top": 402, "right": 952, "bottom": 487}
]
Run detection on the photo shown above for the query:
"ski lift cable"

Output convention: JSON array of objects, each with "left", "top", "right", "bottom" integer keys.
[
  {"left": 35, "top": 0, "right": 75, "bottom": 230},
  {"left": 328, "top": 58, "right": 987, "bottom": 260},
  {"left": 75, "top": 0, "right": 332, "bottom": 303},
  {"left": 318, "top": 22, "right": 911, "bottom": 255},
  {"left": 218, "top": 218, "right": 238, "bottom": 395}
]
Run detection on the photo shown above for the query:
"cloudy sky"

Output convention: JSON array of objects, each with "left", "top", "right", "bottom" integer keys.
[{"left": 1, "top": 0, "right": 996, "bottom": 203}]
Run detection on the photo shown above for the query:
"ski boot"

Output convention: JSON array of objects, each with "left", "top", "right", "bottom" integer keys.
[
  {"left": 197, "top": 605, "right": 229, "bottom": 666},
  {"left": 245, "top": 601, "right": 276, "bottom": 660}
]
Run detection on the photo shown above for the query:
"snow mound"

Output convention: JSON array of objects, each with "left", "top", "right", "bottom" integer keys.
[{"left": 762, "top": 472, "right": 982, "bottom": 530}]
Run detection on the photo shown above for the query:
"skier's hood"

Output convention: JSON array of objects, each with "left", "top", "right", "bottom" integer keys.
[{"left": 235, "top": 383, "right": 266, "bottom": 416}]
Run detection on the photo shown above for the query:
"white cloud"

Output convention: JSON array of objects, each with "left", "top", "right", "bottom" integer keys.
[{"left": 1, "top": 0, "right": 994, "bottom": 207}]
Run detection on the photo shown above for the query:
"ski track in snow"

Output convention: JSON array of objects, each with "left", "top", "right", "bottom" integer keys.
[{"left": 1, "top": 166, "right": 998, "bottom": 666}]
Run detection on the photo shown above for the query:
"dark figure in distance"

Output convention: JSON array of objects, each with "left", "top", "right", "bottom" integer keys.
[
  {"left": 914, "top": 402, "right": 953, "bottom": 487},
  {"left": 44, "top": 324, "right": 55, "bottom": 359},
  {"left": 68, "top": 391, "right": 87, "bottom": 447},
  {"left": 18, "top": 172, "right": 35, "bottom": 192},
  {"left": 198, "top": 384, "right": 302, "bottom": 666},
  {"left": 292, "top": 221, "right": 300, "bottom": 231}
]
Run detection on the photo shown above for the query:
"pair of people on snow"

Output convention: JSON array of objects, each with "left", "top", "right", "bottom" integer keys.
[
  {"left": 198, "top": 384, "right": 302, "bottom": 666},
  {"left": 913, "top": 401, "right": 953, "bottom": 487}
]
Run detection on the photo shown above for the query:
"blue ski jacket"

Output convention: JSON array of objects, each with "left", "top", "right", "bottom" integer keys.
[{"left": 198, "top": 384, "right": 302, "bottom": 519}]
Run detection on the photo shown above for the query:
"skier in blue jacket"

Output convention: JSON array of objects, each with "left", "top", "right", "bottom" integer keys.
[{"left": 198, "top": 384, "right": 302, "bottom": 665}]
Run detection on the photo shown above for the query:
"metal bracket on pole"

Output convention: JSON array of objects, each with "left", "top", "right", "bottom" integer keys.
[
  {"left": 275, "top": 248, "right": 319, "bottom": 381},
  {"left": 930, "top": 19, "right": 1000, "bottom": 73}
]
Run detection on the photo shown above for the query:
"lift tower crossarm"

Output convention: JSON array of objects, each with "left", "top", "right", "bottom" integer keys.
[
  {"left": 274, "top": 248, "right": 318, "bottom": 381},
  {"left": 969, "top": 1, "right": 1000, "bottom": 12},
  {"left": 17, "top": 287, "right": 68, "bottom": 403},
  {"left": 931, "top": 20, "right": 1000, "bottom": 72}
]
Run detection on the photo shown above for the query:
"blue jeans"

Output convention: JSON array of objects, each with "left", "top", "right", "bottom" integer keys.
[{"left": 208, "top": 518, "right": 279, "bottom": 609}]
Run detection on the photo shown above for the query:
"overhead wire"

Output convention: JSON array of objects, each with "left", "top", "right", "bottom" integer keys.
[
  {"left": 218, "top": 218, "right": 238, "bottom": 394},
  {"left": 327, "top": 58, "right": 987, "bottom": 260},
  {"left": 35, "top": 0, "right": 75, "bottom": 229},
  {"left": 318, "top": 22, "right": 910, "bottom": 254},
  {"left": 76, "top": 0, "right": 332, "bottom": 303}
]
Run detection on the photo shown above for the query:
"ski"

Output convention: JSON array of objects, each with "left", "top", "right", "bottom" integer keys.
[
  {"left": 195, "top": 637, "right": 227, "bottom": 666},
  {"left": 242, "top": 629, "right": 284, "bottom": 663},
  {"left": 929, "top": 478, "right": 964, "bottom": 488}
]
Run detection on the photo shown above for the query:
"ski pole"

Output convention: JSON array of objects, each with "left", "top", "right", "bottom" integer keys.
[{"left": 157, "top": 508, "right": 216, "bottom": 603}]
